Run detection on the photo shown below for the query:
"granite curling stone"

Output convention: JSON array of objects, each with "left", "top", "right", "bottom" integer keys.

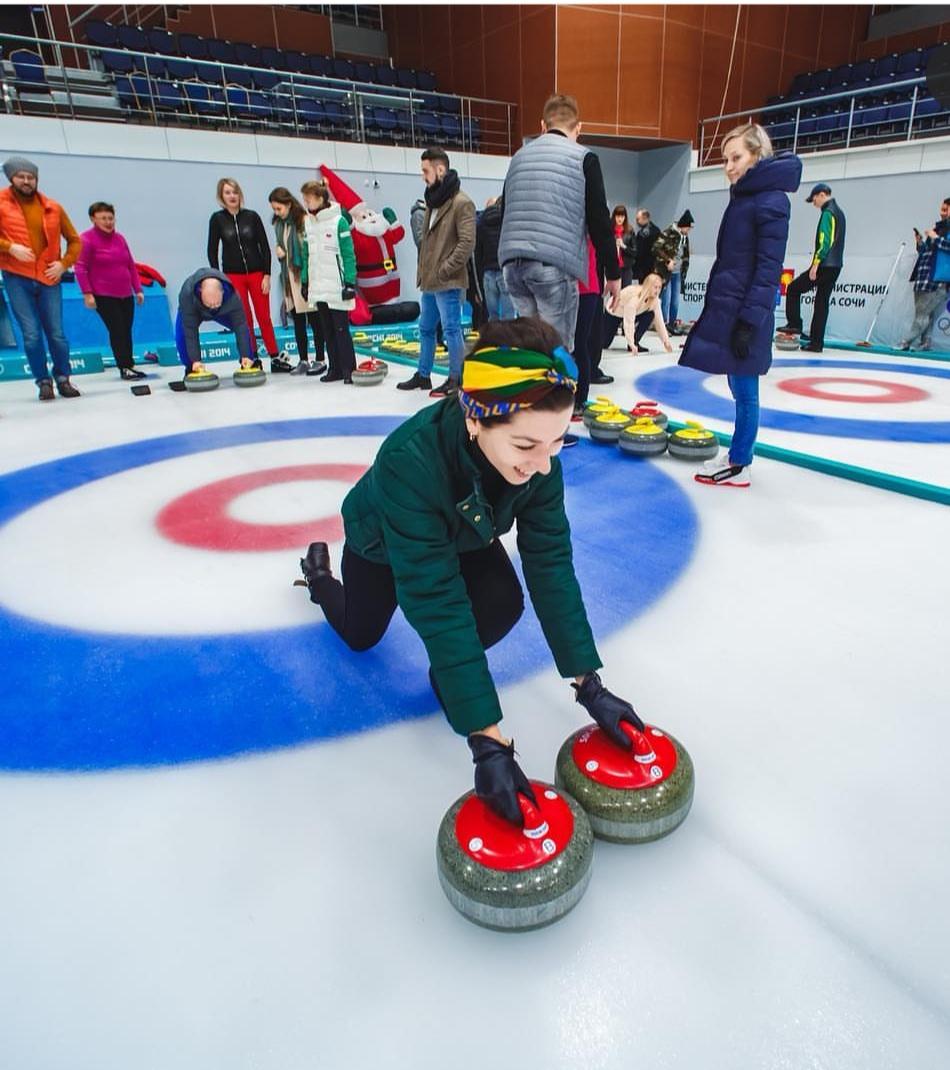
[
  {"left": 555, "top": 722, "right": 694, "bottom": 844},
  {"left": 582, "top": 396, "right": 618, "bottom": 429},
  {"left": 233, "top": 365, "right": 266, "bottom": 387},
  {"left": 183, "top": 370, "right": 220, "bottom": 392},
  {"left": 352, "top": 358, "right": 388, "bottom": 385},
  {"left": 630, "top": 399, "right": 669, "bottom": 429},
  {"left": 774, "top": 331, "right": 801, "bottom": 351},
  {"left": 668, "top": 421, "right": 719, "bottom": 460},
  {"left": 437, "top": 782, "right": 594, "bottom": 931},
  {"left": 589, "top": 408, "right": 632, "bottom": 443},
  {"left": 617, "top": 417, "right": 668, "bottom": 457}
]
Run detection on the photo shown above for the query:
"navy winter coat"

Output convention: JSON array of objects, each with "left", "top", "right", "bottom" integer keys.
[{"left": 680, "top": 154, "right": 802, "bottom": 377}]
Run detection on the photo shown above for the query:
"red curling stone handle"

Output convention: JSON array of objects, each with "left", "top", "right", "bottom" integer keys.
[{"left": 620, "top": 720, "right": 657, "bottom": 764}]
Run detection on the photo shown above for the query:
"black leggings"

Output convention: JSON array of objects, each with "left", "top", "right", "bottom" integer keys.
[
  {"left": 573, "top": 292, "right": 602, "bottom": 404},
  {"left": 313, "top": 540, "right": 524, "bottom": 655},
  {"left": 94, "top": 294, "right": 135, "bottom": 369},
  {"left": 292, "top": 309, "right": 326, "bottom": 363},
  {"left": 317, "top": 304, "right": 356, "bottom": 377}
]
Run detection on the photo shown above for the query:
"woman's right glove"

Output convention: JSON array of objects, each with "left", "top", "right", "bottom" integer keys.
[
  {"left": 468, "top": 734, "right": 537, "bottom": 827},
  {"left": 732, "top": 320, "right": 753, "bottom": 359},
  {"left": 573, "top": 671, "right": 645, "bottom": 750}
]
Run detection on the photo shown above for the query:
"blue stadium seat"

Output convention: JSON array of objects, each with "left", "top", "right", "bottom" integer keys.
[
  {"left": 850, "top": 60, "right": 873, "bottom": 84},
  {"left": 465, "top": 116, "right": 481, "bottom": 149},
  {"left": 260, "top": 47, "right": 282, "bottom": 70},
  {"left": 852, "top": 104, "right": 887, "bottom": 138},
  {"left": 440, "top": 112, "right": 462, "bottom": 146},
  {"left": 164, "top": 57, "right": 199, "bottom": 81},
  {"left": 234, "top": 42, "right": 262, "bottom": 67},
  {"left": 396, "top": 67, "right": 418, "bottom": 90},
  {"left": 886, "top": 101, "right": 912, "bottom": 131},
  {"left": 374, "top": 107, "right": 399, "bottom": 139},
  {"left": 354, "top": 61, "right": 376, "bottom": 84},
  {"left": 246, "top": 90, "right": 272, "bottom": 121},
  {"left": 117, "top": 25, "right": 151, "bottom": 53},
  {"left": 86, "top": 21, "right": 118, "bottom": 49},
  {"left": 296, "top": 96, "right": 326, "bottom": 130},
  {"left": 417, "top": 70, "right": 437, "bottom": 92},
  {"left": 11, "top": 49, "right": 50, "bottom": 92},
  {"left": 788, "top": 72, "right": 814, "bottom": 97},
  {"left": 183, "top": 81, "right": 226, "bottom": 117},
  {"left": 194, "top": 60, "right": 226, "bottom": 86},
  {"left": 284, "top": 50, "right": 310, "bottom": 74},
  {"left": 154, "top": 79, "right": 185, "bottom": 112},
  {"left": 332, "top": 58, "right": 355, "bottom": 81},
  {"left": 225, "top": 85, "right": 253, "bottom": 119},
  {"left": 872, "top": 53, "right": 898, "bottom": 79},
  {"left": 148, "top": 28, "right": 176, "bottom": 55},
  {"left": 416, "top": 110, "right": 441, "bottom": 140},
  {"left": 897, "top": 48, "right": 924, "bottom": 75},
  {"left": 323, "top": 98, "right": 351, "bottom": 134},
  {"left": 129, "top": 74, "right": 152, "bottom": 108},
  {"left": 393, "top": 108, "right": 413, "bottom": 139},
  {"left": 307, "top": 54, "right": 330, "bottom": 77},
  {"left": 102, "top": 50, "right": 135, "bottom": 76},
  {"left": 912, "top": 94, "right": 941, "bottom": 128},
  {"left": 375, "top": 65, "right": 396, "bottom": 87},
  {"left": 224, "top": 66, "right": 255, "bottom": 90},
  {"left": 207, "top": 39, "right": 236, "bottom": 66},
  {"left": 828, "top": 64, "right": 853, "bottom": 87},
  {"left": 179, "top": 34, "right": 210, "bottom": 61},
  {"left": 114, "top": 75, "right": 137, "bottom": 108},
  {"left": 253, "top": 69, "right": 282, "bottom": 91},
  {"left": 438, "top": 94, "right": 461, "bottom": 115}
]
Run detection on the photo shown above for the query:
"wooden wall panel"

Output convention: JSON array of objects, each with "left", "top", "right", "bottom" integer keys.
[
  {"left": 617, "top": 15, "right": 664, "bottom": 130},
  {"left": 521, "top": 7, "right": 557, "bottom": 134},
  {"left": 660, "top": 20, "right": 704, "bottom": 142},
  {"left": 745, "top": 5, "right": 786, "bottom": 50},
  {"left": 273, "top": 8, "right": 331, "bottom": 54},
  {"left": 556, "top": 5, "right": 623, "bottom": 128}
]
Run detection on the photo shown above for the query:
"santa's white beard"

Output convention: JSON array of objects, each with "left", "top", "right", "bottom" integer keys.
[{"left": 354, "top": 214, "right": 390, "bottom": 237}]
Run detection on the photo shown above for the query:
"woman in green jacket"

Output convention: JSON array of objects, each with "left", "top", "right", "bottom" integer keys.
[{"left": 298, "top": 317, "right": 643, "bottom": 825}]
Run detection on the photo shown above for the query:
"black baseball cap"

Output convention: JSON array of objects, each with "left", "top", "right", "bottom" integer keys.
[{"left": 806, "top": 183, "right": 831, "bottom": 202}]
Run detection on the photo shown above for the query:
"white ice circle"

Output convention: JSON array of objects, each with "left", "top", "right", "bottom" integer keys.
[{"left": 0, "top": 435, "right": 383, "bottom": 636}]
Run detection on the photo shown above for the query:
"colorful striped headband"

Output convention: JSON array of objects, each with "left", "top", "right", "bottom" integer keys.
[{"left": 458, "top": 345, "right": 578, "bottom": 419}]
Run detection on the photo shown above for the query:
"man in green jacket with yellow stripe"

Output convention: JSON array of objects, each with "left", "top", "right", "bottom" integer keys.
[
  {"left": 297, "top": 317, "right": 644, "bottom": 827},
  {"left": 778, "top": 182, "right": 846, "bottom": 353}
]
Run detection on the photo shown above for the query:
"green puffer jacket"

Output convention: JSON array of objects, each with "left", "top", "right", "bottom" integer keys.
[{"left": 341, "top": 400, "right": 602, "bottom": 735}]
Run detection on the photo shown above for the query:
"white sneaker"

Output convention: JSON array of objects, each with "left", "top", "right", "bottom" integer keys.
[{"left": 694, "top": 458, "right": 751, "bottom": 487}]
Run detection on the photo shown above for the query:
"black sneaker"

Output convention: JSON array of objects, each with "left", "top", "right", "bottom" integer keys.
[
  {"left": 120, "top": 367, "right": 146, "bottom": 380},
  {"left": 321, "top": 370, "right": 345, "bottom": 383},
  {"left": 776, "top": 323, "right": 802, "bottom": 335},
  {"left": 800, "top": 343, "right": 823, "bottom": 353},
  {"left": 307, "top": 361, "right": 328, "bottom": 377},
  {"left": 636, "top": 344, "right": 649, "bottom": 354},
  {"left": 562, "top": 433, "right": 579, "bottom": 448},
  {"left": 271, "top": 351, "right": 293, "bottom": 373},
  {"left": 590, "top": 372, "right": 614, "bottom": 385},
  {"left": 429, "top": 377, "right": 459, "bottom": 398},
  {"left": 38, "top": 379, "right": 54, "bottom": 401},
  {"left": 56, "top": 377, "right": 81, "bottom": 398},
  {"left": 397, "top": 371, "right": 433, "bottom": 391}
]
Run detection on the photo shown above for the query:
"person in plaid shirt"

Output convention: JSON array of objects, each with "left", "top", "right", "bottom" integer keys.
[{"left": 900, "top": 198, "right": 950, "bottom": 351}]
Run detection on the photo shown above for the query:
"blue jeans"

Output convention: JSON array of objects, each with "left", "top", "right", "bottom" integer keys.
[
  {"left": 482, "top": 269, "right": 516, "bottom": 321},
  {"left": 4, "top": 272, "right": 71, "bottom": 383},
  {"left": 175, "top": 311, "right": 253, "bottom": 371},
  {"left": 419, "top": 288, "right": 464, "bottom": 379},
  {"left": 503, "top": 260, "right": 579, "bottom": 350},
  {"left": 727, "top": 373, "right": 760, "bottom": 466},
  {"left": 660, "top": 272, "right": 680, "bottom": 325}
]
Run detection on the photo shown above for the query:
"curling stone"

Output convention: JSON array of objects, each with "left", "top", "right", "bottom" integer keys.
[
  {"left": 668, "top": 421, "right": 719, "bottom": 461},
  {"left": 582, "top": 396, "right": 619, "bottom": 429},
  {"left": 775, "top": 332, "right": 801, "bottom": 351},
  {"left": 233, "top": 365, "right": 266, "bottom": 387},
  {"left": 183, "top": 370, "right": 219, "bottom": 392},
  {"left": 555, "top": 722, "right": 694, "bottom": 843},
  {"left": 352, "top": 358, "right": 388, "bottom": 385},
  {"left": 437, "top": 783, "right": 594, "bottom": 931},
  {"left": 617, "top": 417, "right": 668, "bottom": 457},
  {"left": 589, "top": 408, "right": 632, "bottom": 443},
  {"left": 629, "top": 399, "right": 669, "bottom": 430}
]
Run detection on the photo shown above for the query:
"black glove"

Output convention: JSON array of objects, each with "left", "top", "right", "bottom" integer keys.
[
  {"left": 573, "top": 671, "right": 645, "bottom": 751},
  {"left": 732, "top": 320, "right": 753, "bottom": 360},
  {"left": 468, "top": 734, "right": 537, "bottom": 827},
  {"left": 301, "top": 282, "right": 308, "bottom": 301}
]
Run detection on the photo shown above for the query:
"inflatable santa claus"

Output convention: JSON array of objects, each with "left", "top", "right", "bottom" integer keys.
[{"left": 318, "top": 164, "right": 420, "bottom": 326}]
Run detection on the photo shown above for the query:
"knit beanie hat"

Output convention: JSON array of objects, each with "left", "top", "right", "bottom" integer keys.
[
  {"left": 677, "top": 209, "right": 694, "bottom": 227},
  {"left": 3, "top": 156, "right": 38, "bottom": 180},
  {"left": 459, "top": 344, "right": 577, "bottom": 420}
]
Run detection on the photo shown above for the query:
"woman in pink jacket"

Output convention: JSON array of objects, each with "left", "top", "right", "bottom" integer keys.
[{"left": 74, "top": 201, "right": 145, "bottom": 380}]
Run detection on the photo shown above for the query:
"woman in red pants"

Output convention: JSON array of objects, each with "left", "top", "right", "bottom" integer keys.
[{"left": 207, "top": 177, "right": 290, "bottom": 372}]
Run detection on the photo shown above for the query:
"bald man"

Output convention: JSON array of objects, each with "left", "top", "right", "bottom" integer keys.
[{"left": 175, "top": 267, "right": 256, "bottom": 374}]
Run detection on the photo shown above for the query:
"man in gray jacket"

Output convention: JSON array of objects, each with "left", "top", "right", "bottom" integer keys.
[{"left": 498, "top": 94, "right": 621, "bottom": 351}]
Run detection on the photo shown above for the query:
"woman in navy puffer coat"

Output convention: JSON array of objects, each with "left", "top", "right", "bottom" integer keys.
[{"left": 680, "top": 125, "right": 802, "bottom": 487}]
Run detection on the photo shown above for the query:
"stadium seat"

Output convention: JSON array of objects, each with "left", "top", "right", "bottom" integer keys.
[
  {"left": 224, "top": 66, "right": 255, "bottom": 90},
  {"left": 85, "top": 21, "right": 118, "bottom": 49},
  {"left": 260, "top": 47, "right": 283, "bottom": 70},
  {"left": 872, "top": 54, "right": 898, "bottom": 79},
  {"left": 439, "top": 112, "right": 463, "bottom": 146},
  {"left": 307, "top": 54, "right": 330, "bottom": 77},
  {"left": 354, "top": 61, "right": 376, "bottom": 84},
  {"left": 234, "top": 42, "right": 262, "bottom": 67},
  {"left": 147, "top": 28, "right": 176, "bottom": 55},
  {"left": 153, "top": 79, "right": 185, "bottom": 112},
  {"left": 117, "top": 25, "right": 151, "bottom": 53},
  {"left": 183, "top": 81, "right": 226, "bottom": 118},
  {"left": 114, "top": 75, "right": 138, "bottom": 108},
  {"left": 332, "top": 58, "right": 355, "bottom": 81},
  {"left": 11, "top": 49, "right": 50, "bottom": 92},
  {"left": 897, "top": 48, "right": 924, "bottom": 76},
  {"left": 207, "top": 39, "right": 237, "bottom": 66},
  {"left": 396, "top": 67, "right": 418, "bottom": 90},
  {"left": 164, "top": 57, "right": 199, "bottom": 81},
  {"left": 417, "top": 70, "right": 437, "bottom": 92},
  {"left": 416, "top": 110, "right": 441, "bottom": 140},
  {"left": 194, "top": 60, "right": 226, "bottom": 86},
  {"left": 225, "top": 85, "right": 253, "bottom": 120},
  {"left": 179, "top": 34, "right": 210, "bottom": 61},
  {"left": 296, "top": 96, "right": 326, "bottom": 130},
  {"left": 323, "top": 98, "right": 351, "bottom": 135},
  {"left": 252, "top": 69, "right": 282, "bottom": 91},
  {"left": 375, "top": 65, "right": 396, "bottom": 87},
  {"left": 102, "top": 50, "right": 135, "bottom": 76},
  {"left": 284, "top": 50, "right": 310, "bottom": 75}
]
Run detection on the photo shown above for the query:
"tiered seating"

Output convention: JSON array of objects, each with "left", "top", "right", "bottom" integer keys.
[{"left": 763, "top": 43, "right": 950, "bottom": 152}]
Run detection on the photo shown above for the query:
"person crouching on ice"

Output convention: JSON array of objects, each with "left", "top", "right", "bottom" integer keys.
[
  {"left": 296, "top": 316, "right": 643, "bottom": 826},
  {"left": 174, "top": 268, "right": 257, "bottom": 376}
]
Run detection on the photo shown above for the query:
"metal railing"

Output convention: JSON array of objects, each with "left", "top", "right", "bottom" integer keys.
[
  {"left": 0, "top": 31, "right": 517, "bottom": 155},
  {"left": 698, "top": 74, "right": 939, "bottom": 163}
]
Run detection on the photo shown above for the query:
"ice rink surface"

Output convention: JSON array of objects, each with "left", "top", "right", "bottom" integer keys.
[{"left": 1, "top": 340, "right": 948, "bottom": 1069}]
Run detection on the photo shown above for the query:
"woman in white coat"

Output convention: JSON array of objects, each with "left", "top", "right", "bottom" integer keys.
[{"left": 301, "top": 179, "right": 357, "bottom": 383}]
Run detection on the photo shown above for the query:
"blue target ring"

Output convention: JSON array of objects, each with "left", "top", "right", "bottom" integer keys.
[
  {"left": 635, "top": 359, "right": 950, "bottom": 442},
  {"left": 0, "top": 416, "right": 698, "bottom": 771}
]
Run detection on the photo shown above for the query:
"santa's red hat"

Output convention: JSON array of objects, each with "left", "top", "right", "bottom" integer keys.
[{"left": 319, "top": 164, "right": 364, "bottom": 212}]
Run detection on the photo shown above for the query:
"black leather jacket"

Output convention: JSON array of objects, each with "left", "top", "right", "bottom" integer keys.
[{"left": 207, "top": 208, "right": 272, "bottom": 275}]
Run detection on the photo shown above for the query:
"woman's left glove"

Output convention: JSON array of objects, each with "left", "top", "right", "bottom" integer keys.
[
  {"left": 468, "top": 734, "right": 538, "bottom": 827},
  {"left": 732, "top": 321, "right": 753, "bottom": 360},
  {"left": 573, "top": 671, "right": 645, "bottom": 750}
]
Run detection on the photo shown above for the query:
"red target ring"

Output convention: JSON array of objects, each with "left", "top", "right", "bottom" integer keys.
[
  {"left": 156, "top": 463, "right": 367, "bottom": 551},
  {"left": 776, "top": 376, "right": 929, "bottom": 404}
]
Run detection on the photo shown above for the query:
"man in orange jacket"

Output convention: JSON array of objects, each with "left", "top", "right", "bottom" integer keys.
[{"left": 0, "top": 156, "right": 82, "bottom": 400}]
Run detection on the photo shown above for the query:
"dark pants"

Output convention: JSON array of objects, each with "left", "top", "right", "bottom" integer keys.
[
  {"left": 94, "top": 294, "right": 135, "bottom": 370},
  {"left": 292, "top": 309, "right": 325, "bottom": 363},
  {"left": 785, "top": 266, "right": 841, "bottom": 349},
  {"left": 603, "top": 308, "right": 653, "bottom": 351},
  {"left": 573, "top": 292, "right": 602, "bottom": 405},
  {"left": 312, "top": 540, "right": 524, "bottom": 658},
  {"left": 316, "top": 304, "right": 356, "bottom": 377}
]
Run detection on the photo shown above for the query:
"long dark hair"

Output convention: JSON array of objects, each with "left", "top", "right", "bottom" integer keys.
[
  {"left": 468, "top": 317, "right": 575, "bottom": 426},
  {"left": 612, "top": 204, "right": 631, "bottom": 236},
  {"left": 269, "top": 186, "right": 306, "bottom": 231}
]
